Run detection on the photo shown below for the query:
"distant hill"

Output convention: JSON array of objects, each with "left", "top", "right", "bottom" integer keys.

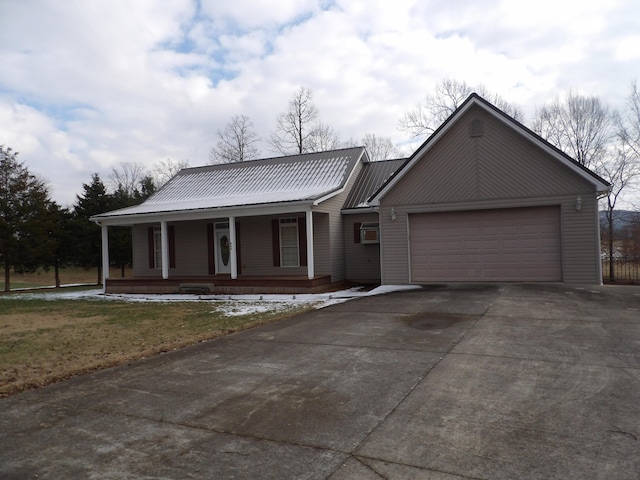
[{"left": 599, "top": 210, "right": 640, "bottom": 233}]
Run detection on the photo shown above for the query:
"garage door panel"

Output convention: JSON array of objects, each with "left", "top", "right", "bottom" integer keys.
[{"left": 410, "top": 207, "right": 561, "bottom": 282}]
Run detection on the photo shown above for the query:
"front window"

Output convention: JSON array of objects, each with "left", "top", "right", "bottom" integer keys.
[
  {"left": 280, "top": 218, "right": 299, "bottom": 267},
  {"left": 153, "top": 226, "right": 162, "bottom": 269}
]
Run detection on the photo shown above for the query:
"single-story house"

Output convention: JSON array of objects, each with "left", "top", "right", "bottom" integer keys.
[{"left": 91, "top": 94, "right": 610, "bottom": 293}]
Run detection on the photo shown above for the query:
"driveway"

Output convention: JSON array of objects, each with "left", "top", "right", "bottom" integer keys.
[{"left": 1, "top": 283, "right": 640, "bottom": 479}]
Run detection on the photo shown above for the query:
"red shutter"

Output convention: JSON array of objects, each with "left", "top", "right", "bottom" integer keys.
[
  {"left": 207, "top": 223, "right": 215, "bottom": 274},
  {"left": 235, "top": 221, "right": 242, "bottom": 275},
  {"left": 272, "top": 219, "right": 280, "bottom": 267},
  {"left": 168, "top": 226, "right": 176, "bottom": 268},
  {"left": 354, "top": 222, "right": 362, "bottom": 244},
  {"left": 148, "top": 227, "right": 155, "bottom": 268},
  {"left": 298, "top": 216, "right": 307, "bottom": 267}
]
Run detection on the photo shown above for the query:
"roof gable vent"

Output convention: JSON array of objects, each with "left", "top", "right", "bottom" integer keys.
[{"left": 469, "top": 119, "right": 483, "bottom": 137}]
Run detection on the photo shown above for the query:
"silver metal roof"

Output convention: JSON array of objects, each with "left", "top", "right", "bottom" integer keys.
[
  {"left": 93, "top": 147, "right": 365, "bottom": 220},
  {"left": 342, "top": 158, "right": 408, "bottom": 210}
]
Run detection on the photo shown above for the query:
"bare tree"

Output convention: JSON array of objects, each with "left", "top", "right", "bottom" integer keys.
[
  {"left": 533, "top": 88, "right": 640, "bottom": 282},
  {"left": 209, "top": 114, "right": 260, "bottom": 164},
  {"left": 151, "top": 158, "right": 190, "bottom": 187},
  {"left": 270, "top": 86, "right": 322, "bottom": 155},
  {"left": 533, "top": 91, "right": 612, "bottom": 169},
  {"left": 307, "top": 121, "right": 341, "bottom": 152},
  {"left": 399, "top": 78, "right": 524, "bottom": 138},
  {"left": 615, "top": 80, "right": 640, "bottom": 160},
  {"left": 108, "top": 162, "right": 147, "bottom": 197},
  {"left": 361, "top": 133, "right": 402, "bottom": 161}
]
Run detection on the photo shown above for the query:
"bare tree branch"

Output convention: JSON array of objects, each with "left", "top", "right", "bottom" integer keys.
[
  {"left": 533, "top": 91, "right": 612, "bottom": 169},
  {"left": 399, "top": 78, "right": 523, "bottom": 138},
  {"left": 361, "top": 133, "right": 402, "bottom": 161},
  {"left": 269, "top": 86, "right": 324, "bottom": 155},
  {"left": 151, "top": 158, "right": 190, "bottom": 187},
  {"left": 108, "top": 162, "right": 147, "bottom": 196},
  {"left": 209, "top": 114, "right": 260, "bottom": 164}
]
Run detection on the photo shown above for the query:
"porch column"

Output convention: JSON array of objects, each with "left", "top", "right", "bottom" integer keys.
[
  {"left": 229, "top": 216, "right": 237, "bottom": 279},
  {"left": 101, "top": 224, "right": 109, "bottom": 292},
  {"left": 306, "top": 209, "right": 314, "bottom": 279},
  {"left": 160, "top": 221, "right": 169, "bottom": 279}
]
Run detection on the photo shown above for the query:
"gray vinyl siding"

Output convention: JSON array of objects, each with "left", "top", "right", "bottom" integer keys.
[
  {"left": 238, "top": 215, "right": 304, "bottom": 276},
  {"left": 132, "top": 213, "right": 332, "bottom": 279},
  {"left": 312, "top": 213, "right": 331, "bottom": 276},
  {"left": 132, "top": 220, "right": 213, "bottom": 277},
  {"left": 383, "top": 106, "right": 591, "bottom": 206},
  {"left": 314, "top": 159, "right": 364, "bottom": 282},
  {"left": 344, "top": 212, "right": 381, "bottom": 283},
  {"left": 379, "top": 105, "right": 602, "bottom": 285}
]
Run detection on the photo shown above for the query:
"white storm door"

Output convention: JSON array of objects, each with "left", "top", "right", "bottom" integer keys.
[{"left": 215, "top": 224, "right": 231, "bottom": 274}]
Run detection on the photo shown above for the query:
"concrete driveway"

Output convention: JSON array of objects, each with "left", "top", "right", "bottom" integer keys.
[{"left": 1, "top": 283, "right": 640, "bottom": 479}]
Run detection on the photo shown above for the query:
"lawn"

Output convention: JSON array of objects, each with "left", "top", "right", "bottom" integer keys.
[
  {"left": 0, "top": 288, "right": 317, "bottom": 397},
  {"left": 1, "top": 266, "right": 125, "bottom": 291}
]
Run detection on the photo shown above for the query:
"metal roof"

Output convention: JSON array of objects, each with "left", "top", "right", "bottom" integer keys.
[
  {"left": 342, "top": 158, "right": 408, "bottom": 210},
  {"left": 93, "top": 147, "right": 365, "bottom": 221}
]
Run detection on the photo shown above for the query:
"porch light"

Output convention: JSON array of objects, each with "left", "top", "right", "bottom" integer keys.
[
  {"left": 575, "top": 196, "right": 582, "bottom": 212},
  {"left": 390, "top": 208, "right": 396, "bottom": 221}
]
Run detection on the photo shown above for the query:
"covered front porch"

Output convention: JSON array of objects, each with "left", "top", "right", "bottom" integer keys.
[
  {"left": 96, "top": 206, "right": 341, "bottom": 294},
  {"left": 103, "top": 274, "right": 335, "bottom": 295}
]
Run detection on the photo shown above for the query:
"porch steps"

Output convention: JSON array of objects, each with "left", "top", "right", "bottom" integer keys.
[{"left": 177, "top": 283, "right": 214, "bottom": 294}]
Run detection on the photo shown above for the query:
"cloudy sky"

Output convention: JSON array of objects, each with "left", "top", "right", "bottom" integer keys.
[{"left": 1, "top": 0, "right": 638, "bottom": 206}]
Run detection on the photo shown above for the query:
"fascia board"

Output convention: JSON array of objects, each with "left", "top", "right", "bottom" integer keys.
[
  {"left": 341, "top": 207, "right": 377, "bottom": 214},
  {"left": 91, "top": 200, "right": 314, "bottom": 226}
]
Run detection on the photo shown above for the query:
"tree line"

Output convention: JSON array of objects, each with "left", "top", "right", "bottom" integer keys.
[
  {"left": 2, "top": 79, "right": 639, "bottom": 289},
  {"left": 0, "top": 151, "right": 187, "bottom": 292}
]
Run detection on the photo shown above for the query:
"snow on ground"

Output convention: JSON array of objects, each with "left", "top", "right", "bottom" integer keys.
[{"left": 1, "top": 285, "right": 422, "bottom": 317}]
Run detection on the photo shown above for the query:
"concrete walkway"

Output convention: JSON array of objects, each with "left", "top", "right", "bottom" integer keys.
[{"left": 1, "top": 283, "right": 640, "bottom": 479}]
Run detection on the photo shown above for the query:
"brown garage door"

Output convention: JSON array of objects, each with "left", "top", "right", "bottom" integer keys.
[{"left": 409, "top": 206, "right": 561, "bottom": 282}]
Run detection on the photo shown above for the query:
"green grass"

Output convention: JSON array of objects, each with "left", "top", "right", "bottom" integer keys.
[{"left": 0, "top": 291, "right": 315, "bottom": 397}]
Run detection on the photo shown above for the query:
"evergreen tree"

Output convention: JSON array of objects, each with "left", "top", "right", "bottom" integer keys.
[
  {"left": 73, "top": 173, "right": 111, "bottom": 285},
  {"left": 46, "top": 203, "right": 75, "bottom": 287},
  {"left": 0, "top": 145, "right": 52, "bottom": 291}
]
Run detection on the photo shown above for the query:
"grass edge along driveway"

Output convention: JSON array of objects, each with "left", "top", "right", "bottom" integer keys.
[{"left": 0, "top": 288, "right": 320, "bottom": 397}]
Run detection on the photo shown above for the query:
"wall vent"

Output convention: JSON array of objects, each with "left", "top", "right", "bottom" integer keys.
[{"left": 469, "top": 119, "right": 483, "bottom": 137}]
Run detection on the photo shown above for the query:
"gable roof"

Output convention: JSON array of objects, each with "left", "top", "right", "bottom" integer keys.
[
  {"left": 369, "top": 93, "right": 611, "bottom": 205},
  {"left": 92, "top": 147, "right": 366, "bottom": 224},
  {"left": 342, "top": 157, "right": 408, "bottom": 211}
]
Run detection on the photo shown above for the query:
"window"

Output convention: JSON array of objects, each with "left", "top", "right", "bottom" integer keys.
[
  {"left": 280, "top": 218, "right": 299, "bottom": 267},
  {"left": 153, "top": 227, "right": 162, "bottom": 269},
  {"left": 147, "top": 225, "right": 176, "bottom": 270},
  {"left": 360, "top": 222, "right": 380, "bottom": 244}
]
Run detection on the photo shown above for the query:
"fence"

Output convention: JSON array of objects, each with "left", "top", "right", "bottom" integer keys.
[{"left": 602, "top": 256, "right": 640, "bottom": 284}]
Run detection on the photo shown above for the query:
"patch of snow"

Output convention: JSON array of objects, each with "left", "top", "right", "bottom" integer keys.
[{"left": 0, "top": 285, "right": 423, "bottom": 316}]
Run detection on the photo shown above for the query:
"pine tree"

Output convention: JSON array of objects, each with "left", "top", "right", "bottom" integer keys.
[
  {"left": 73, "top": 173, "right": 111, "bottom": 285},
  {"left": 0, "top": 145, "right": 52, "bottom": 291}
]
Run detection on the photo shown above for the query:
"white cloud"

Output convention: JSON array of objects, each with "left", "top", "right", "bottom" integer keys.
[{"left": 0, "top": 0, "right": 638, "bottom": 207}]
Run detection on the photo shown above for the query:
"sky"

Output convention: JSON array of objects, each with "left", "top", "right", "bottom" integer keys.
[{"left": 1, "top": 0, "right": 639, "bottom": 207}]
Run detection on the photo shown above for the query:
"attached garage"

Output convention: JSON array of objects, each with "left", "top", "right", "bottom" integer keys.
[
  {"left": 371, "top": 94, "right": 610, "bottom": 285},
  {"left": 409, "top": 206, "right": 561, "bottom": 282}
]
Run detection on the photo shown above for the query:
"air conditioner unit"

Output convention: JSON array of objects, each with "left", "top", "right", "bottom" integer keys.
[{"left": 360, "top": 222, "right": 380, "bottom": 244}]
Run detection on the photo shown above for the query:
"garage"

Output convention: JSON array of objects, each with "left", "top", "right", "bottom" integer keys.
[{"left": 409, "top": 206, "right": 562, "bottom": 282}]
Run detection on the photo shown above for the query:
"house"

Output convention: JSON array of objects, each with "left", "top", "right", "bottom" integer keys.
[{"left": 91, "top": 94, "right": 610, "bottom": 293}]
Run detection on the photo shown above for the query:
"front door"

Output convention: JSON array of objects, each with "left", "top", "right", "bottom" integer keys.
[{"left": 215, "top": 223, "right": 231, "bottom": 274}]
